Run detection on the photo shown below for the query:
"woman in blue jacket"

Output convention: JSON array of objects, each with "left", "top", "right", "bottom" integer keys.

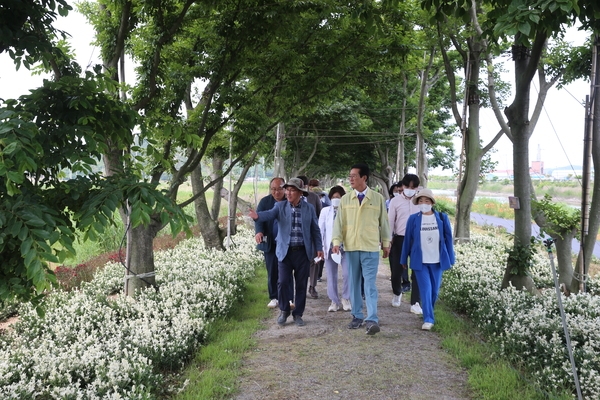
[{"left": 400, "top": 188, "right": 455, "bottom": 331}]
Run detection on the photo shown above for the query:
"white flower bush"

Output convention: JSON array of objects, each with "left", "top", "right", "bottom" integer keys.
[
  {"left": 442, "top": 233, "right": 600, "bottom": 398},
  {"left": 0, "top": 227, "right": 262, "bottom": 399}
]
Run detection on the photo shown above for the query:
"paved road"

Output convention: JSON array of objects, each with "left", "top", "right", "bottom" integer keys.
[{"left": 470, "top": 212, "right": 600, "bottom": 258}]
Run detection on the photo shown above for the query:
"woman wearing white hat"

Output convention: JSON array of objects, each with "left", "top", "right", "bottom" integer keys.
[{"left": 400, "top": 188, "right": 455, "bottom": 331}]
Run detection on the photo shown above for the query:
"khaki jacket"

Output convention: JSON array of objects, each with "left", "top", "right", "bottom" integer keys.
[{"left": 332, "top": 188, "right": 391, "bottom": 252}]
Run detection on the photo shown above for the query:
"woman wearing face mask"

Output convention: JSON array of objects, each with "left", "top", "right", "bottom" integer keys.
[
  {"left": 318, "top": 185, "right": 351, "bottom": 312},
  {"left": 400, "top": 188, "right": 455, "bottom": 331},
  {"left": 386, "top": 183, "right": 402, "bottom": 211}
]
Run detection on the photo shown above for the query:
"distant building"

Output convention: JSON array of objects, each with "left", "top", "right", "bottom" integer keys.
[{"left": 530, "top": 161, "right": 544, "bottom": 175}]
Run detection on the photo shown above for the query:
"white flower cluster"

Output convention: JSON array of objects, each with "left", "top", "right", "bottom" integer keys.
[
  {"left": 0, "top": 227, "right": 262, "bottom": 399},
  {"left": 442, "top": 234, "right": 600, "bottom": 398}
]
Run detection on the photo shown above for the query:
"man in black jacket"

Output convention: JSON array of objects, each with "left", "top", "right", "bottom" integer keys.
[{"left": 255, "top": 177, "right": 290, "bottom": 308}]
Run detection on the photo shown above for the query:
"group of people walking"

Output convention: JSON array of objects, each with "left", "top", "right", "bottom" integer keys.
[{"left": 249, "top": 164, "right": 455, "bottom": 335}]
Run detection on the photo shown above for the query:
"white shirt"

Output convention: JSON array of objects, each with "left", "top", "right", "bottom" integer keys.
[{"left": 420, "top": 214, "right": 440, "bottom": 263}]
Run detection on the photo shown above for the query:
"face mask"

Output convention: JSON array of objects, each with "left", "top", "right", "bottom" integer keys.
[
  {"left": 418, "top": 204, "right": 432, "bottom": 213},
  {"left": 393, "top": 192, "right": 401, "bottom": 197},
  {"left": 403, "top": 189, "right": 416, "bottom": 198},
  {"left": 331, "top": 198, "right": 341, "bottom": 208}
]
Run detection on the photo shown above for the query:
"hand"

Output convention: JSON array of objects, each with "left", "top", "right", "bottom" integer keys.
[
  {"left": 401, "top": 264, "right": 408, "bottom": 269},
  {"left": 255, "top": 233, "right": 264, "bottom": 244},
  {"left": 382, "top": 246, "right": 390, "bottom": 259},
  {"left": 316, "top": 251, "right": 324, "bottom": 259},
  {"left": 331, "top": 245, "right": 340, "bottom": 254},
  {"left": 248, "top": 209, "right": 258, "bottom": 220}
]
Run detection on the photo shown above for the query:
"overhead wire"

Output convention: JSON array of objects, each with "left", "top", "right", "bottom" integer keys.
[{"left": 532, "top": 80, "right": 585, "bottom": 187}]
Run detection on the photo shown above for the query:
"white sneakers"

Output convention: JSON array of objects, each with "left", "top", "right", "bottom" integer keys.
[
  {"left": 410, "top": 302, "right": 423, "bottom": 315},
  {"left": 328, "top": 301, "right": 339, "bottom": 312},
  {"left": 391, "top": 294, "right": 401, "bottom": 307},
  {"left": 341, "top": 298, "right": 351, "bottom": 311},
  {"left": 422, "top": 322, "right": 434, "bottom": 331},
  {"left": 267, "top": 299, "right": 278, "bottom": 308}
]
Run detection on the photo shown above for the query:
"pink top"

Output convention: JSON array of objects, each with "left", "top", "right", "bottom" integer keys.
[{"left": 388, "top": 194, "right": 419, "bottom": 237}]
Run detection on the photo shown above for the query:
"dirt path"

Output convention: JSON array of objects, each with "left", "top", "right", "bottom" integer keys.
[{"left": 234, "top": 258, "right": 472, "bottom": 400}]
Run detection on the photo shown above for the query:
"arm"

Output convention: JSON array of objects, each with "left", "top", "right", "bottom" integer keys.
[
  {"left": 400, "top": 215, "right": 414, "bottom": 265},
  {"left": 379, "top": 196, "right": 391, "bottom": 258},
  {"left": 254, "top": 197, "right": 270, "bottom": 243},
  {"left": 331, "top": 202, "right": 343, "bottom": 254},
  {"left": 318, "top": 209, "right": 327, "bottom": 250},
  {"left": 249, "top": 202, "right": 280, "bottom": 223},
  {"left": 310, "top": 205, "right": 324, "bottom": 259},
  {"left": 442, "top": 213, "right": 455, "bottom": 264},
  {"left": 388, "top": 198, "right": 397, "bottom": 238}
]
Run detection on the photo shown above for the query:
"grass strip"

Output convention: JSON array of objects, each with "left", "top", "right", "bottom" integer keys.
[
  {"left": 434, "top": 302, "right": 573, "bottom": 400},
  {"left": 172, "top": 265, "right": 270, "bottom": 399}
]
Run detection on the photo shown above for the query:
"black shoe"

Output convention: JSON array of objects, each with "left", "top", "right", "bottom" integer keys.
[
  {"left": 365, "top": 320, "right": 380, "bottom": 335},
  {"left": 309, "top": 286, "right": 318, "bottom": 298},
  {"left": 347, "top": 317, "right": 364, "bottom": 329},
  {"left": 277, "top": 311, "right": 290, "bottom": 326},
  {"left": 401, "top": 284, "right": 411, "bottom": 293},
  {"left": 293, "top": 315, "right": 305, "bottom": 326}
]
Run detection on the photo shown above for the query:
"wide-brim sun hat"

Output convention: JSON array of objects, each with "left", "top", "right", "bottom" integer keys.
[
  {"left": 412, "top": 188, "right": 436, "bottom": 205},
  {"left": 283, "top": 177, "right": 309, "bottom": 195}
]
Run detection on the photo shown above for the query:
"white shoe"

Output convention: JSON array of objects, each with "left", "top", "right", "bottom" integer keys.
[
  {"left": 410, "top": 302, "right": 423, "bottom": 315},
  {"left": 341, "top": 298, "right": 351, "bottom": 311},
  {"left": 391, "top": 294, "right": 401, "bottom": 307},
  {"left": 422, "top": 322, "right": 434, "bottom": 331},
  {"left": 267, "top": 299, "right": 278, "bottom": 308},
  {"left": 328, "top": 301, "right": 339, "bottom": 312}
]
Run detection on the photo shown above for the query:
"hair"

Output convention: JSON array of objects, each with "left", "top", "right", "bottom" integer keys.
[
  {"left": 328, "top": 185, "right": 346, "bottom": 199},
  {"left": 401, "top": 173, "right": 420, "bottom": 188},
  {"left": 297, "top": 175, "right": 309, "bottom": 185},
  {"left": 270, "top": 177, "right": 285, "bottom": 187},
  {"left": 351, "top": 163, "right": 369, "bottom": 179},
  {"left": 388, "top": 183, "right": 400, "bottom": 197},
  {"left": 308, "top": 179, "right": 320, "bottom": 187}
]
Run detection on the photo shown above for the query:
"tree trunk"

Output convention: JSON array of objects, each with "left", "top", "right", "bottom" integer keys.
[
  {"left": 575, "top": 36, "right": 600, "bottom": 293},
  {"left": 274, "top": 122, "right": 286, "bottom": 179},
  {"left": 220, "top": 187, "right": 252, "bottom": 214},
  {"left": 210, "top": 156, "right": 224, "bottom": 221},
  {"left": 454, "top": 149, "right": 481, "bottom": 243},
  {"left": 502, "top": 114, "right": 535, "bottom": 291},
  {"left": 191, "top": 165, "right": 226, "bottom": 250},
  {"left": 553, "top": 231, "right": 577, "bottom": 292},
  {"left": 225, "top": 151, "right": 258, "bottom": 237},
  {"left": 124, "top": 219, "right": 161, "bottom": 296},
  {"left": 416, "top": 49, "right": 435, "bottom": 187},
  {"left": 454, "top": 44, "right": 483, "bottom": 243}
]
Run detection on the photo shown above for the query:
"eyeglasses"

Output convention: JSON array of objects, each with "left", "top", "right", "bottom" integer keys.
[
  {"left": 270, "top": 187, "right": 284, "bottom": 192},
  {"left": 348, "top": 174, "right": 361, "bottom": 179}
]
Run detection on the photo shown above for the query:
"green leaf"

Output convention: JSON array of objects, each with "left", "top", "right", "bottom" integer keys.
[{"left": 518, "top": 22, "right": 531, "bottom": 36}]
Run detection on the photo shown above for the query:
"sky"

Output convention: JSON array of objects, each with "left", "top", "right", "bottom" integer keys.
[{"left": 0, "top": 6, "right": 593, "bottom": 174}]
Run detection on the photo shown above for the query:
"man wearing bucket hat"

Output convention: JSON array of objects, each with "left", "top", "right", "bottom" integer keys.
[
  {"left": 400, "top": 188, "right": 455, "bottom": 331},
  {"left": 249, "top": 177, "right": 324, "bottom": 327}
]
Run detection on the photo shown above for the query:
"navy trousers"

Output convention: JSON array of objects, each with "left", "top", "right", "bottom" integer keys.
[{"left": 278, "top": 247, "right": 310, "bottom": 317}]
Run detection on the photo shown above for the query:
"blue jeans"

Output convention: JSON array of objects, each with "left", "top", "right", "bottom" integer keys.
[
  {"left": 413, "top": 263, "right": 443, "bottom": 324},
  {"left": 346, "top": 251, "right": 379, "bottom": 323}
]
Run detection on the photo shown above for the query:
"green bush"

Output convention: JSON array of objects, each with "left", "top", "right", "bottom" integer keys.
[{"left": 435, "top": 196, "right": 455, "bottom": 216}]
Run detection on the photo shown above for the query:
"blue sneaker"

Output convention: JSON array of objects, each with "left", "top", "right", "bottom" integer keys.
[
  {"left": 347, "top": 317, "right": 364, "bottom": 329},
  {"left": 277, "top": 311, "right": 290, "bottom": 326},
  {"left": 365, "top": 320, "right": 380, "bottom": 335}
]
